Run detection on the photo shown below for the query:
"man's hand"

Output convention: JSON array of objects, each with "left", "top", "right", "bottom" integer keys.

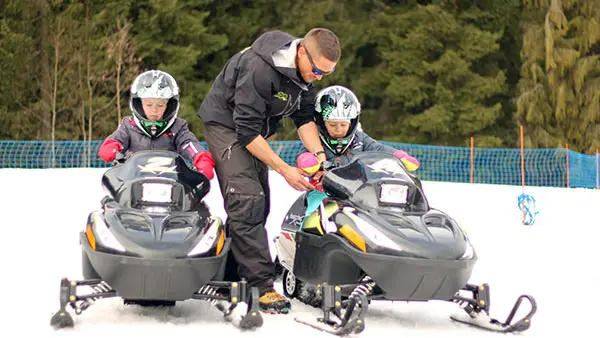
[{"left": 280, "top": 165, "right": 315, "bottom": 191}]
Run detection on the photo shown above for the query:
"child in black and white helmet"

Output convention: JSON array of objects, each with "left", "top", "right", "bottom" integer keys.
[
  {"left": 300, "top": 85, "right": 420, "bottom": 174},
  {"left": 98, "top": 70, "right": 215, "bottom": 179}
]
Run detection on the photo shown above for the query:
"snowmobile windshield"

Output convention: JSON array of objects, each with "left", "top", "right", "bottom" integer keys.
[
  {"left": 321, "top": 152, "right": 428, "bottom": 212},
  {"left": 101, "top": 150, "right": 210, "bottom": 211}
]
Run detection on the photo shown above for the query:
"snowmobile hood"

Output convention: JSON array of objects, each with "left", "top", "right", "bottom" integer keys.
[
  {"left": 321, "top": 152, "right": 429, "bottom": 212},
  {"left": 341, "top": 207, "right": 474, "bottom": 260},
  {"left": 98, "top": 208, "right": 212, "bottom": 258}
]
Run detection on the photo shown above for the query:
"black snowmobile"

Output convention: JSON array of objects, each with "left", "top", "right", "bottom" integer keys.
[
  {"left": 274, "top": 151, "right": 536, "bottom": 335},
  {"left": 50, "top": 150, "right": 263, "bottom": 330}
]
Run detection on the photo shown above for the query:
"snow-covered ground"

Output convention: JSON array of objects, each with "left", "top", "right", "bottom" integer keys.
[{"left": 1, "top": 168, "right": 598, "bottom": 337}]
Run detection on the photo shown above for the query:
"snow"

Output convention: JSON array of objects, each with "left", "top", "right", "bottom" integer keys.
[{"left": 1, "top": 167, "right": 598, "bottom": 337}]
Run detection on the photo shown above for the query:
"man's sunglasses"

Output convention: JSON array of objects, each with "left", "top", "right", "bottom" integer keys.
[{"left": 302, "top": 42, "right": 334, "bottom": 76}]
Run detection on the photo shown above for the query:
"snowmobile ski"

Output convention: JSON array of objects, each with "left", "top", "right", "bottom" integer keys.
[
  {"left": 293, "top": 284, "right": 368, "bottom": 336},
  {"left": 294, "top": 316, "right": 365, "bottom": 336},
  {"left": 450, "top": 287, "right": 537, "bottom": 333},
  {"left": 50, "top": 277, "right": 264, "bottom": 331}
]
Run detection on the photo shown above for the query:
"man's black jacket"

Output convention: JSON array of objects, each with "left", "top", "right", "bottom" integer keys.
[{"left": 197, "top": 30, "right": 316, "bottom": 146}]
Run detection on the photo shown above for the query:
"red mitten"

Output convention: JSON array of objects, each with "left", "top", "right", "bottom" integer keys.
[
  {"left": 309, "top": 178, "right": 324, "bottom": 192},
  {"left": 98, "top": 139, "right": 123, "bottom": 162},
  {"left": 393, "top": 149, "right": 420, "bottom": 171},
  {"left": 193, "top": 151, "right": 215, "bottom": 180}
]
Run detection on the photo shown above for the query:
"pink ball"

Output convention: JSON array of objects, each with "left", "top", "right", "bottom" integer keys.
[{"left": 297, "top": 152, "right": 320, "bottom": 175}]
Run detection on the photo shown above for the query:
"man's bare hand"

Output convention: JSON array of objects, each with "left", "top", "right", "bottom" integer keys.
[{"left": 280, "top": 165, "right": 315, "bottom": 191}]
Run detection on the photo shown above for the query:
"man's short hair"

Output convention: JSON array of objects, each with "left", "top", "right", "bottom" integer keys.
[{"left": 304, "top": 28, "right": 341, "bottom": 62}]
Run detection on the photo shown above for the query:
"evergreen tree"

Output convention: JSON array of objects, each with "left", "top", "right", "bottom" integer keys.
[
  {"left": 517, "top": 0, "right": 600, "bottom": 153},
  {"left": 374, "top": 3, "right": 507, "bottom": 147},
  {"left": 0, "top": 1, "right": 37, "bottom": 139},
  {"left": 129, "top": 0, "right": 228, "bottom": 137}
]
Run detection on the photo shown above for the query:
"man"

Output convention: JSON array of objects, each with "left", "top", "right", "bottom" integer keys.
[{"left": 196, "top": 28, "right": 340, "bottom": 314}]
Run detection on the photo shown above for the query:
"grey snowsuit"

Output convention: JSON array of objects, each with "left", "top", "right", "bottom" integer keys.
[{"left": 106, "top": 116, "right": 207, "bottom": 161}]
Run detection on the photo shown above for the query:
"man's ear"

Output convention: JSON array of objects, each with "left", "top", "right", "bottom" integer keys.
[{"left": 297, "top": 44, "right": 306, "bottom": 57}]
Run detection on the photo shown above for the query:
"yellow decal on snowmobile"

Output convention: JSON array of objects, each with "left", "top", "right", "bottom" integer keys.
[
  {"left": 339, "top": 224, "right": 366, "bottom": 252},
  {"left": 137, "top": 157, "right": 177, "bottom": 175},
  {"left": 302, "top": 202, "right": 339, "bottom": 235}
]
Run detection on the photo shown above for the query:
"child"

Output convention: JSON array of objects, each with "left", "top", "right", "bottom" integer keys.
[
  {"left": 298, "top": 85, "right": 420, "bottom": 187},
  {"left": 98, "top": 70, "right": 215, "bottom": 179},
  {"left": 295, "top": 85, "right": 421, "bottom": 226}
]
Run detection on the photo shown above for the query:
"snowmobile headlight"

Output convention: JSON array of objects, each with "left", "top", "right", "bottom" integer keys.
[
  {"left": 454, "top": 222, "right": 475, "bottom": 259},
  {"left": 141, "top": 183, "right": 172, "bottom": 203},
  {"left": 91, "top": 212, "right": 126, "bottom": 252},
  {"left": 460, "top": 240, "right": 475, "bottom": 260},
  {"left": 379, "top": 183, "right": 408, "bottom": 205},
  {"left": 343, "top": 209, "right": 402, "bottom": 252},
  {"left": 187, "top": 216, "right": 223, "bottom": 257}
]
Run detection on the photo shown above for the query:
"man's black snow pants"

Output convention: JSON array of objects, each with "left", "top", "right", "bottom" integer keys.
[{"left": 203, "top": 122, "right": 274, "bottom": 295}]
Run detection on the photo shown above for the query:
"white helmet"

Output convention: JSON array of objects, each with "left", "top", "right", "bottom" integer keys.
[
  {"left": 129, "top": 70, "right": 180, "bottom": 138},
  {"left": 314, "top": 85, "right": 361, "bottom": 155}
]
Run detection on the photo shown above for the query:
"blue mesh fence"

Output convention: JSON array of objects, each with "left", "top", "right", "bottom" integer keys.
[{"left": 1, "top": 140, "right": 598, "bottom": 188}]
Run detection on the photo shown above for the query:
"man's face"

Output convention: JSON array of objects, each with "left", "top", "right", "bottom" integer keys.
[{"left": 298, "top": 41, "right": 337, "bottom": 83}]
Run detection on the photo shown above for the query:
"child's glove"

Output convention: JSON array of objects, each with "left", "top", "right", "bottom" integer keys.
[
  {"left": 309, "top": 178, "right": 324, "bottom": 192},
  {"left": 193, "top": 151, "right": 215, "bottom": 180},
  {"left": 393, "top": 149, "right": 420, "bottom": 171},
  {"left": 98, "top": 139, "right": 123, "bottom": 162}
]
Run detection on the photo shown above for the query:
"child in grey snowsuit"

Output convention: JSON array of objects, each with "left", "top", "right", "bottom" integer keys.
[{"left": 98, "top": 70, "right": 215, "bottom": 179}]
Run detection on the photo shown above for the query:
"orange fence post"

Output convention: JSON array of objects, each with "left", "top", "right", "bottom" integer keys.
[
  {"left": 596, "top": 148, "right": 600, "bottom": 189},
  {"left": 470, "top": 137, "right": 474, "bottom": 184},
  {"left": 566, "top": 143, "right": 570, "bottom": 188},
  {"left": 520, "top": 125, "right": 525, "bottom": 194},
  {"left": 520, "top": 126, "right": 526, "bottom": 225}
]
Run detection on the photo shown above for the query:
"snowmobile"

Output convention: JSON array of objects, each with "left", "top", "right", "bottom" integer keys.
[
  {"left": 274, "top": 151, "right": 537, "bottom": 335},
  {"left": 50, "top": 150, "right": 263, "bottom": 331}
]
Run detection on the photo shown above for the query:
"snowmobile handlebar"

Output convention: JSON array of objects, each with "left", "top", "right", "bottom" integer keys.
[
  {"left": 318, "top": 159, "right": 337, "bottom": 172},
  {"left": 112, "top": 151, "right": 134, "bottom": 166}
]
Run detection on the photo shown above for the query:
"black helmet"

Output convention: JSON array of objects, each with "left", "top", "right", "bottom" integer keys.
[
  {"left": 129, "top": 70, "right": 180, "bottom": 138},
  {"left": 314, "top": 85, "right": 361, "bottom": 155}
]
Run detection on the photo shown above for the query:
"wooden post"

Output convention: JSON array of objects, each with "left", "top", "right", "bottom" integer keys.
[
  {"left": 470, "top": 136, "right": 474, "bottom": 184},
  {"left": 566, "top": 143, "right": 570, "bottom": 188}
]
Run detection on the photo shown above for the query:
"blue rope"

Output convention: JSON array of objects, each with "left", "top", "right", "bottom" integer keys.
[{"left": 517, "top": 193, "right": 539, "bottom": 225}]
